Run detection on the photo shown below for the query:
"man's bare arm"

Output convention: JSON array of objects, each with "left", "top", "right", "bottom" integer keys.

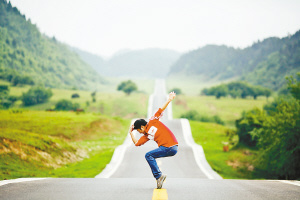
[
  {"left": 129, "top": 124, "right": 137, "bottom": 144},
  {"left": 160, "top": 91, "right": 176, "bottom": 112}
]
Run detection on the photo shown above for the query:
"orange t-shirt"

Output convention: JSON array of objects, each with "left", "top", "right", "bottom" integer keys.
[{"left": 135, "top": 108, "right": 178, "bottom": 147}]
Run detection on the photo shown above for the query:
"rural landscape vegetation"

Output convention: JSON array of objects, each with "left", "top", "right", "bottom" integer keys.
[{"left": 0, "top": 0, "right": 299, "bottom": 181}]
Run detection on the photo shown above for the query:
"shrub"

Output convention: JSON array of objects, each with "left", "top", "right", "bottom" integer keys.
[
  {"left": 170, "top": 88, "right": 182, "bottom": 95},
  {"left": 91, "top": 91, "right": 96, "bottom": 102},
  {"left": 71, "top": 93, "right": 80, "bottom": 98},
  {"left": 0, "top": 85, "right": 9, "bottom": 96},
  {"left": 235, "top": 108, "right": 266, "bottom": 147},
  {"left": 202, "top": 81, "right": 272, "bottom": 99},
  {"left": 55, "top": 99, "right": 80, "bottom": 111},
  {"left": 254, "top": 99, "right": 300, "bottom": 179},
  {"left": 21, "top": 86, "right": 52, "bottom": 106},
  {"left": 117, "top": 80, "right": 137, "bottom": 95},
  {"left": 11, "top": 75, "right": 35, "bottom": 86},
  {"left": 0, "top": 98, "right": 13, "bottom": 109},
  {"left": 180, "top": 110, "right": 199, "bottom": 121},
  {"left": 181, "top": 110, "right": 224, "bottom": 125}
]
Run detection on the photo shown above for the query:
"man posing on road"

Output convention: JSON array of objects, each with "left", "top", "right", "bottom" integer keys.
[{"left": 129, "top": 91, "right": 178, "bottom": 189}]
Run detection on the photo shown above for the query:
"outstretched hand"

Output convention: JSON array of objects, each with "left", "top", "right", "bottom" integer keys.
[{"left": 168, "top": 91, "right": 176, "bottom": 101}]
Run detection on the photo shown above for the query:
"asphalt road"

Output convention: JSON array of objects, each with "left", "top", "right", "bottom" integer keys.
[
  {"left": 1, "top": 178, "right": 299, "bottom": 200},
  {"left": 1, "top": 79, "right": 299, "bottom": 199}
]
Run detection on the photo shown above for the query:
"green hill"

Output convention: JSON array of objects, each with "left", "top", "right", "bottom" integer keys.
[
  {"left": 0, "top": 0, "right": 105, "bottom": 90},
  {"left": 168, "top": 31, "right": 300, "bottom": 90}
]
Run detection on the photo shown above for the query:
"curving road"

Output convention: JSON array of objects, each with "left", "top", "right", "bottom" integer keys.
[
  {"left": 0, "top": 79, "right": 299, "bottom": 200},
  {"left": 102, "top": 79, "right": 216, "bottom": 179}
]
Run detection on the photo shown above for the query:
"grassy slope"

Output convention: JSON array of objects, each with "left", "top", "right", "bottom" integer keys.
[
  {"left": 190, "top": 121, "right": 257, "bottom": 179},
  {"left": 0, "top": 79, "right": 150, "bottom": 180},
  {"left": 0, "top": 110, "right": 130, "bottom": 180}
]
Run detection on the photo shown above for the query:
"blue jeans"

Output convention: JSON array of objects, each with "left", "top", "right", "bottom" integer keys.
[{"left": 145, "top": 145, "right": 178, "bottom": 179}]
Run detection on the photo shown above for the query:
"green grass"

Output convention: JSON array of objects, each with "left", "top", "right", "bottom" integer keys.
[
  {"left": 173, "top": 95, "right": 270, "bottom": 127},
  {"left": 0, "top": 110, "right": 130, "bottom": 180},
  {"left": 166, "top": 74, "right": 237, "bottom": 96},
  {"left": 0, "top": 80, "right": 150, "bottom": 180},
  {"left": 190, "top": 121, "right": 257, "bottom": 179},
  {"left": 8, "top": 86, "right": 149, "bottom": 119}
]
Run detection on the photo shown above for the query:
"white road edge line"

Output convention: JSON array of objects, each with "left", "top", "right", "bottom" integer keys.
[
  {"left": 96, "top": 86, "right": 155, "bottom": 178},
  {"left": 180, "top": 118, "right": 223, "bottom": 180},
  {"left": 0, "top": 178, "right": 47, "bottom": 187},
  {"left": 278, "top": 180, "right": 300, "bottom": 187},
  {"left": 95, "top": 120, "right": 134, "bottom": 178}
]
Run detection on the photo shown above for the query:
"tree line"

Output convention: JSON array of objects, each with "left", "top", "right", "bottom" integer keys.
[
  {"left": 202, "top": 81, "right": 272, "bottom": 99},
  {"left": 234, "top": 73, "right": 300, "bottom": 179}
]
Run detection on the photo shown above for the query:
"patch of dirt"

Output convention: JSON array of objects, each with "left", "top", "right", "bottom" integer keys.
[
  {"left": 227, "top": 160, "right": 240, "bottom": 169},
  {"left": 124, "top": 112, "right": 138, "bottom": 119},
  {"left": 1, "top": 138, "right": 87, "bottom": 169},
  {"left": 243, "top": 150, "right": 253, "bottom": 155},
  {"left": 247, "top": 164, "right": 254, "bottom": 171},
  {"left": 1, "top": 139, "right": 27, "bottom": 159},
  {"left": 227, "top": 160, "right": 254, "bottom": 171},
  {"left": 175, "top": 98, "right": 189, "bottom": 109}
]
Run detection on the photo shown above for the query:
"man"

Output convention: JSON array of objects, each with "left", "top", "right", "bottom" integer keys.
[{"left": 129, "top": 91, "right": 178, "bottom": 189}]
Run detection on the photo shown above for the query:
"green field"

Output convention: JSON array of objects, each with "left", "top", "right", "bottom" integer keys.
[
  {"left": 172, "top": 95, "right": 270, "bottom": 127},
  {"left": 166, "top": 74, "right": 237, "bottom": 96},
  {"left": 0, "top": 110, "right": 130, "bottom": 180},
  {"left": 7, "top": 84, "right": 149, "bottom": 119},
  {"left": 0, "top": 80, "right": 151, "bottom": 180},
  {"left": 190, "top": 121, "right": 257, "bottom": 179}
]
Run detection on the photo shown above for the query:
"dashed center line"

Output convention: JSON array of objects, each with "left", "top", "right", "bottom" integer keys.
[{"left": 152, "top": 189, "right": 168, "bottom": 200}]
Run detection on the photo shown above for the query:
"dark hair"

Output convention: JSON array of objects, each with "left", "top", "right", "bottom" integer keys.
[{"left": 133, "top": 119, "right": 147, "bottom": 129}]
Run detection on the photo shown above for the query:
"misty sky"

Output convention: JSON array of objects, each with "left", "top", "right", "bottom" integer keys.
[{"left": 9, "top": 0, "right": 300, "bottom": 57}]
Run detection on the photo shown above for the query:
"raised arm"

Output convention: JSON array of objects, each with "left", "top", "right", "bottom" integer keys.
[
  {"left": 160, "top": 91, "right": 176, "bottom": 112},
  {"left": 129, "top": 124, "right": 137, "bottom": 144}
]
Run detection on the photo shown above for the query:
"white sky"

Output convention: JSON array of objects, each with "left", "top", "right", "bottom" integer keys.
[{"left": 9, "top": 0, "right": 300, "bottom": 58}]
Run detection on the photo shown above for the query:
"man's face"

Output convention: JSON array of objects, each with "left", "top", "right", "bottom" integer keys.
[{"left": 137, "top": 125, "right": 146, "bottom": 134}]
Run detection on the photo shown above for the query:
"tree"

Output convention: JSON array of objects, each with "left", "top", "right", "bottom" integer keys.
[
  {"left": 235, "top": 108, "right": 266, "bottom": 147},
  {"left": 71, "top": 93, "right": 80, "bottom": 98},
  {"left": 91, "top": 91, "right": 96, "bottom": 102},
  {"left": 286, "top": 72, "right": 300, "bottom": 100},
  {"left": 55, "top": 99, "right": 80, "bottom": 111},
  {"left": 0, "top": 85, "right": 9, "bottom": 96},
  {"left": 21, "top": 86, "right": 52, "bottom": 106},
  {"left": 235, "top": 74, "right": 300, "bottom": 179},
  {"left": 117, "top": 80, "right": 137, "bottom": 95},
  {"left": 170, "top": 88, "right": 182, "bottom": 95},
  {"left": 254, "top": 99, "right": 300, "bottom": 179}
]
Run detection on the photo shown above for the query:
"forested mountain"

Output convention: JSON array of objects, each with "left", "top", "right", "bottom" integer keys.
[
  {"left": 168, "top": 31, "right": 300, "bottom": 90},
  {"left": 75, "top": 48, "right": 181, "bottom": 78},
  {"left": 0, "top": 0, "right": 105, "bottom": 90}
]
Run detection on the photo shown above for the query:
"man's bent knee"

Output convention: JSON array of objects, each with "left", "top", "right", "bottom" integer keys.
[{"left": 145, "top": 152, "right": 153, "bottom": 161}]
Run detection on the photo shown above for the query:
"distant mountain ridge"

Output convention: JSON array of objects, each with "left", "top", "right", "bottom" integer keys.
[
  {"left": 168, "top": 31, "right": 300, "bottom": 90},
  {"left": 73, "top": 48, "right": 181, "bottom": 79},
  {"left": 0, "top": 0, "right": 105, "bottom": 90}
]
